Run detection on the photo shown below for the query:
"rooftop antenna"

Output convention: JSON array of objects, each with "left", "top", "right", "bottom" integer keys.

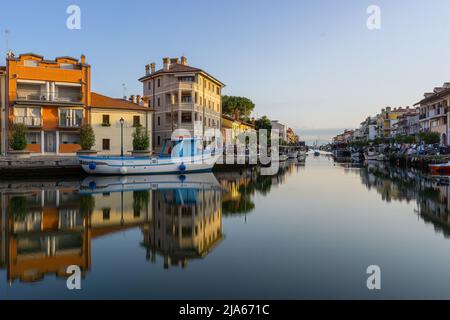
[{"left": 122, "top": 83, "right": 127, "bottom": 99}]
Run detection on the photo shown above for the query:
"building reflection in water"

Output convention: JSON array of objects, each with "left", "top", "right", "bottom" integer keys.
[
  {"left": 0, "top": 162, "right": 302, "bottom": 284},
  {"left": 142, "top": 174, "right": 223, "bottom": 269},
  {"left": 358, "top": 162, "right": 450, "bottom": 237}
]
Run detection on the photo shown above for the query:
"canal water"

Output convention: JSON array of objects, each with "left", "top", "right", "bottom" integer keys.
[{"left": 2, "top": 155, "right": 450, "bottom": 299}]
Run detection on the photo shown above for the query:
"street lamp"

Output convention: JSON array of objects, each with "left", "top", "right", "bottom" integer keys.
[{"left": 120, "top": 118, "right": 124, "bottom": 157}]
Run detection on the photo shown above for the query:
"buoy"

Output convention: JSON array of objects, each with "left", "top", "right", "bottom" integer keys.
[
  {"left": 179, "top": 163, "right": 186, "bottom": 172},
  {"left": 179, "top": 175, "right": 186, "bottom": 182},
  {"left": 89, "top": 162, "right": 96, "bottom": 170},
  {"left": 88, "top": 181, "right": 96, "bottom": 190},
  {"left": 120, "top": 167, "right": 127, "bottom": 174}
]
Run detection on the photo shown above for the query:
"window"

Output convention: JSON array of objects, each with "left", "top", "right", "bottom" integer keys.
[
  {"left": 148, "top": 81, "right": 151, "bottom": 90},
  {"left": 60, "top": 63, "right": 74, "bottom": 69},
  {"left": 179, "top": 76, "right": 195, "bottom": 82},
  {"left": 181, "top": 95, "right": 192, "bottom": 103},
  {"left": 157, "top": 116, "right": 160, "bottom": 126},
  {"left": 195, "top": 93, "right": 198, "bottom": 104},
  {"left": 157, "top": 136, "right": 161, "bottom": 146},
  {"left": 60, "top": 133, "right": 79, "bottom": 144},
  {"left": 102, "top": 114, "right": 110, "bottom": 125},
  {"left": 24, "top": 60, "right": 38, "bottom": 67},
  {"left": 133, "top": 116, "right": 140, "bottom": 127},
  {"left": 103, "top": 208, "right": 110, "bottom": 220},
  {"left": 102, "top": 139, "right": 110, "bottom": 150},
  {"left": 26, "top": 132, "right": 41, "bottom": 145},
  {"left": 216, "top": 87, "right": 220, "bottom": 95},
  {"left": 182, "top": 112, "right": 192, "bottom": 123},
  {"left": 59, "top": 108, "right": 83, "bottom": 127},
  {"left": 157, "top": 98, "right": 161, "bottom": 107},
  {"left": 14, "top": 107, "right": 41, "bottom": 126},
  {"left": 157, "top": 78, "right": 161, "bottom": 87}
]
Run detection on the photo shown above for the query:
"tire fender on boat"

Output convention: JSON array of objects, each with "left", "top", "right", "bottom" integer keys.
[
  {"left": 179, "top": 163, "right": 186, "bottom": 172},
  {"left": 120, "top": 167, "right": 128, "bottom": 174}
]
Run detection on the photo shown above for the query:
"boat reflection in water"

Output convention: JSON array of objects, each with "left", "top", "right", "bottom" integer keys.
[{"left": 358, "top": 161, "right": 450, "bottom": 237}]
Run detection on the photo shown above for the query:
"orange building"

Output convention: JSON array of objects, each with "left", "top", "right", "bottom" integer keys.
[{"left": 6, "top": 53, "right": 91, "bottom": 155}]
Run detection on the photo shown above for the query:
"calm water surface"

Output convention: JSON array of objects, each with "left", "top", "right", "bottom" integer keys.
[{"left": 2, "top": 155, "right": 450, "bottom": 299}]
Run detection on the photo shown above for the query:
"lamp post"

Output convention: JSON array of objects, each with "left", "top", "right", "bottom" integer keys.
[{"left": 120, "top": 118, "right": 124, "bottom": 157}]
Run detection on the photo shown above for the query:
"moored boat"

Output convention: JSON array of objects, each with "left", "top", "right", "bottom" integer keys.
[
  {"left": 78, "top": 138, "right": 221, "bottom": 175},
  {"left": 429, "top": 161, "right": 450, "bottom": 175}
]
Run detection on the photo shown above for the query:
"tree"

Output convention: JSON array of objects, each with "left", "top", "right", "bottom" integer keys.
[
  {"left": 255, "top": 116, "right": 272, "bottom": 131},
  {"left": 419, "top": 132, "right": 440, "bottom": 145},
  {"left": 9, "top": 123, "right": 28, "bottom": 151},
  {"left": 222, "top": 96, "right": 255, "bottom": 121},
  {"left": 79, "top": 124, "right": 95, "bottom": 150},
  {"left": 132, "top": 126, "right": 150, "bottom": 151}
]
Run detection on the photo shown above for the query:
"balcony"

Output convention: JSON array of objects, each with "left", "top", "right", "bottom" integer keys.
[
  {"left": 14, "top": 116, "right": 42, "bottom": 127},
  {"left": 16, "top": 90, "right": 83, "bottom": 104}
]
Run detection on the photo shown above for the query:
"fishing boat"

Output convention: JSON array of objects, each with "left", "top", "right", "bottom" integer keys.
[
  {"left": 78, "top": 138, "right": 221, "bottom": 175},
  {"left": 429, "top": 161, "right": 450, "bottom": 175}
]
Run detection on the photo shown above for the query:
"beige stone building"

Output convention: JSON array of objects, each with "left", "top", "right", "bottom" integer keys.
[
  {"left": 90, "top": 92, "right": 153, "bottom": 155},
  {"left": 139, "top": 57, "right": 225, "bottom": 152},
  {"left": 415, "top": 83, "right": 450, "bottom": 145}
]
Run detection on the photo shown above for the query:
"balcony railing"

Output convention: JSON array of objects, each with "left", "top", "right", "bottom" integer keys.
[
  {"left": 16, "top": 91, "right": 83, "bottom": 103},
  {"left": 14, "top": 116, "right": 42, "bottom": 127}
]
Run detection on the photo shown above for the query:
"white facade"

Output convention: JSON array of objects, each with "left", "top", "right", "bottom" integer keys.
[{"left": 271, "top": 120, "right": 287, "bottom": 141}]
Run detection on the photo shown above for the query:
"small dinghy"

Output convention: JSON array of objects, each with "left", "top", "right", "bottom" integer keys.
[{"left": 79, "top": 138, "right": 221, "bottom": 175}]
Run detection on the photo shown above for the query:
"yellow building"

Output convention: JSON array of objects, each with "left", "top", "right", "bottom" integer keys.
[
  {"left": 221, "top": 114, "right": 255, "bottom": 145},
  {"left": 0, "top": 66, "right": 5, "bottom": 155},
  {"left": 90, "top": 92, "right": 154, "bottom": 155}
]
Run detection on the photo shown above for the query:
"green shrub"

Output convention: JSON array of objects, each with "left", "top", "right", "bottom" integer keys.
[
  {"left": 419, "top": 132, "right": 440, "bottom": 144},
  {"left": 132, "top": 126, "right": 150, "bottom": 151},
  {"left": 9, "top": 123, "right": 28, "bottom": 151},
  {"left": 80, "top": 124, "right": 95, "bottom": 150}
]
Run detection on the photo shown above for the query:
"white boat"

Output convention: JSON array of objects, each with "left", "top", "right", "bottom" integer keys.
[
  {"left": 314, "top": 150, "right": 320, "bottom": 156},
  {"left": 79, "top": 172, "right": 221, "bottom": 194},
  {"left": 364, "top": 147, "right": 379, "bottom": 161},
  {"left": 79, "top": 138, "right": 221, "bottom": 175}
]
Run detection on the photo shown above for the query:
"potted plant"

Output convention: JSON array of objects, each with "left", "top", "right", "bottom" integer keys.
[
  {"left": 77, "top": 123, "right": 97, "bottom": 156},
  {"left": 132, "top": 126, "right": 151, "bottom": 157},
  {"left": 9, "top": 123, "right": 30, "bottom": 158}
]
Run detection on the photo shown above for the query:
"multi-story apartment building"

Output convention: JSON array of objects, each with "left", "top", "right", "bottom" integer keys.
[
  {"left": 415, "top": 83, "right": 450, "bottom": 145},
  {"left": 139, "top": 57, "right": 225, "bottom": 152},
  {"left": 379, "top": 107, "right": 409, "bottom": 138},
  {"left": 0, "top": 67, "right": 5, "bottom": 155},
  {"left": 5, "top": 53, "right": 91, "bottom": 155},
  {"left": 394, "top": 108, "right": 419, "bottom": 138},
  {"left": 270, "top": 120, "right": 287, "bottom": 141}
]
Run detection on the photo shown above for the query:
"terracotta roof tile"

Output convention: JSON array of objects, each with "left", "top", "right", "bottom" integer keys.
[{"left": 91, "top": 92, "right": 154, "bottom": 111}]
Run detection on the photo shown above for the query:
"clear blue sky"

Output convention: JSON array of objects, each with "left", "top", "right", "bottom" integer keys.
[{"left": 1, "top": 0, "right": 450, "bottom": 142}]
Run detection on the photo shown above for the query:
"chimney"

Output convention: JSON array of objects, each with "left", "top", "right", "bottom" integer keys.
[
  {"left": 136, "top": 95, "right": 141, "bottom": 105},
  {"left": 145, "top": 64, "right": 150, "bottom": 75},
  {"left": 129, "top": 95, "right": 135, "bottom": 103},
  {"left": 170, "top": 58, "right": 179, "bottom": 64},
  {"left": 180, "top": 56, "right": 187, "bottom": 65},
  {"left": 234, "top": 109, "right": 240, "bottom": 121},
  {"left": 142, "top": 96, "right": 149, "bottom": 108},
  {"left": 150, "top": 62, "right": 156, "bottom": 73},
  {"left": 163, "top": 57, "right": 170, "bottom": 71},
  {"left": 80, "top": 54, "right": 86, "bottom": 65}
]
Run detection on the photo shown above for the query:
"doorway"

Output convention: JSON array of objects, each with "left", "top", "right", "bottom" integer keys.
[{"left": 44, "top": 132, "right": 56, "bottom": 153}]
